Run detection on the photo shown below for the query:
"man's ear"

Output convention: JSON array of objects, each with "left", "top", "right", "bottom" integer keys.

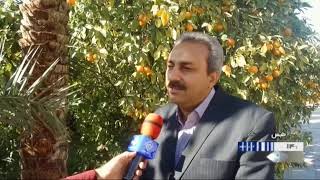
[{"left": 209, "top": 72, "right": 220, "bottom": 86}]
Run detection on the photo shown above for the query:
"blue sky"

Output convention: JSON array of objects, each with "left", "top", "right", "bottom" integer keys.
[{"left": 302, "top": 1, "right": 320, "bottom": 35}]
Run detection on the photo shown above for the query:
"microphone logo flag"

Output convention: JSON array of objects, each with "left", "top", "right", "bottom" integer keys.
[
  {"left": 128, "top": 135, "right": 159, "bottom": 159},
  {"left": 145, "top": 141, "right": 157, "bottom": 153}
]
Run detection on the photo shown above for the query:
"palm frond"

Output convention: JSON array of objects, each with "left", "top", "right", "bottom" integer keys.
[
  {"left": 0, "top": 37, "right": 5, "bottom": 64},
  {"left": 4, "top": 47, "right": 40, "bottom": 94},
  {"left": 26, "top": 57, "right": 59, "bottom": 96},
  {"left": 0, "top": 44, "right": 75, "bottom": 140}
]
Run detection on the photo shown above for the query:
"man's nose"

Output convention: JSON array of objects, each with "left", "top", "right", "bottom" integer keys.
[{"left": 167, "top": 67, "right": 181, "bottom": 81}]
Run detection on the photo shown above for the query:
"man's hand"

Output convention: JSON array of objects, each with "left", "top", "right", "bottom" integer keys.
[{"left": 95, "top": 151, "right": 147, "bottom": 179}]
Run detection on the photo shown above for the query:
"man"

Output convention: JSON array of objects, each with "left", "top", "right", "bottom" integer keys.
[
  {"left": 142, "top": 32, "right": 275, "bottom": 179},
  {"left": 66, "top": 152, "right": 146, "bottom": 180}
]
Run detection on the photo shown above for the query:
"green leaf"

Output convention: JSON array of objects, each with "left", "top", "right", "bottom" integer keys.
[
  {"left": 114, "top": 81, "right": 123, "bottom": 86},
  {"left": 5, "top": 63, "right": 11, "bottom": 72},
  {"left": 154, "top": 49, "right": 161, "bottom": 60}
]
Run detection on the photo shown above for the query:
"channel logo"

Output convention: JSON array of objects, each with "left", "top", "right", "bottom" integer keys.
[{"left": 238, "top": 141, "right": 304, "bottom": 152}]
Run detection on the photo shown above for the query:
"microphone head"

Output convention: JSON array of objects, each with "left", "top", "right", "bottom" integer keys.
[{"left": 140, "top": 113, "right": 163, "bottom": 139}]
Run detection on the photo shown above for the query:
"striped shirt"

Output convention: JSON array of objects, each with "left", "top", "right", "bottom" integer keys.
[{"left": 175, "top": 87, "right": 216, "bottom": 166}]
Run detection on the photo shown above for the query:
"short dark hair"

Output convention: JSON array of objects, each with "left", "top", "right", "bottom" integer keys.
[{"left": 173, "top": 32, "right": 225, "bottom": 74}]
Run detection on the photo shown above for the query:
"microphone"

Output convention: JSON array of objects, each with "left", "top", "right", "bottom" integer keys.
[{"left": 123, "top": 113, "right": 163, "bottom": 180}]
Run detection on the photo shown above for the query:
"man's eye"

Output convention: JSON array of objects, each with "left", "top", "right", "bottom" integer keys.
[{"left": 183, "top": 67, "right": 192, "bottom": 70}]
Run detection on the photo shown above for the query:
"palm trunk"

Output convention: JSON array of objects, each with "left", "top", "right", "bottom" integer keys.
[{"left": 18, "top": 0, "right": 69, "bottom": 179}]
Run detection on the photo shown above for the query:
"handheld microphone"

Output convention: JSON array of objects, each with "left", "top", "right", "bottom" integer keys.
[{"left": 123, "top": 113, "right": 163, "bottom": 180}]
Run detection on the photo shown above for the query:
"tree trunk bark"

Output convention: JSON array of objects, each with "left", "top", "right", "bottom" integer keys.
[{"left": 18, "top": 0, "right": 69, "bottom": 179}]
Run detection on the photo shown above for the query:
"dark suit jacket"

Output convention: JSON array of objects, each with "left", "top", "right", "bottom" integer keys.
[{"left": 142, "top": 86, "right": 275, "bottom": 179}]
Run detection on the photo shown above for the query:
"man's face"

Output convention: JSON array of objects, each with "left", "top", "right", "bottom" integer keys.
[{"left": 166, "top": 42, "right": 218, "bottom": 110}]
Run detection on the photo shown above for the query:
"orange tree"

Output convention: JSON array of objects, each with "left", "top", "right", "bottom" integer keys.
[
  {"left": 66, "top": 0, "right": 320, "bottom": 176},
  {"left": 1, "top": 0, "right": 319, "bottom": 178}
]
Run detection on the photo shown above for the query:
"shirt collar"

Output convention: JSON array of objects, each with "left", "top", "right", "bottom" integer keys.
[
  {"left": 176, "top": 87, "right": 216, "bottom": 127},
  {"left": 195, "top": 87, "right": 216, "bottom": 118}
]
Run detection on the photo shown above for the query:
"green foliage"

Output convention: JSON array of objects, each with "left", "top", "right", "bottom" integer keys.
[
  {"left": 0, "top": 0, "right": 319, "bottom": 178},
  {"left": 0, "top": 125, "right": 19, "bottom": 179},
  {"left": 0, "top": 0, "right": 21, "bottom": 72},
  {"left": 67, "top": 0, "right": 320, "bottom": 176},
  {"left": 0, "top": 1, "right": 22, "bottom": 177}
]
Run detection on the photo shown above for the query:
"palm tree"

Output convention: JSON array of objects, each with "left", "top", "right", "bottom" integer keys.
[
  {"left": 0, "top": 46, "right": 73, "bottom": 179},
  {"left": 1, "top": 0, "right": 69, "bottom": 179}
]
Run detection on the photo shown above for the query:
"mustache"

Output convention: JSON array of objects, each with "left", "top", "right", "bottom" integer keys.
[{"left": 167, "top": 80, "right": 186, "bottom": 90}]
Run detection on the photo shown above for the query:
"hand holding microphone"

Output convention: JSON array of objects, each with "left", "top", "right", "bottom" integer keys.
[
  {"left": 66, "top": 151, "right": 147, "bottom": 180},
  {"left": 66, "top": 113, "right": 162, "bottom": 180},
  {"left": 124, "top": 113, "right": 163, "bottom": 180}
]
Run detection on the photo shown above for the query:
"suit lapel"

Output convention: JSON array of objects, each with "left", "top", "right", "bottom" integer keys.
[
  {"left": 156, "top": 104, "right": 179, "bottom": 179},
  {"left": 174, "top": 86, "right": 227, "bottom": 179}
]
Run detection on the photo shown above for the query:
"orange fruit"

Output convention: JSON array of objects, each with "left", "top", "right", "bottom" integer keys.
[
  {"left": 278, "top": 46, "right": 286, "bottom": 55},
  {"left": 139, "top": 20, "right": 146, "bottom": 27},
  {"left": 226, "top": 38, "right": 236, "bottom": 48},
  {"left": 283, "top": 27, "right": 293, "bottom": 37},
  {"left": 266, "top": 42, "right": 273, "bottom": 51},
  {"left": 272, "top": 69, "right": 281, "bottom": 78},
  {"left": 86, "top": 53, "right": 96, "bottom": 63},
  {"left": 185, "top": 23, "right": 194, "bottom": 32},
  {"left": 273, "top": 40, "right": 281, "bottom": 48},
  {"left": 272, "top": 46, "right": 286, "bottom": 57},
  {"left": 213, "top": 22, "right": 224, "bottom": 33},
  {"left": 143, "top": 67, "right": 152, "bottom": 76},
  {"left": 67, "top": 0, "right": 75, "bottom": 6},
  {"left": 136, "top": 65, "right": 145, "bottom": 73},
  {"left": 265, "top": 75, "right": 273, "bottom": 82},
  {"left": 138, "top": 14, "right": 148, "bottom": 27},
  {"left": 222, "top": 65, "right": 232, "bottom": 77},
  {"left": 272, "top": 48, "right": 282, "bottom": 57},
  {"left": 184, "top": 12, "right": 192, "bottom": 19},
  {"left": 260, "top": 82, "right": 268, "bottom": 90},
  {"left": 248, "top": 66, "right": 258, "bottom": 74}
]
